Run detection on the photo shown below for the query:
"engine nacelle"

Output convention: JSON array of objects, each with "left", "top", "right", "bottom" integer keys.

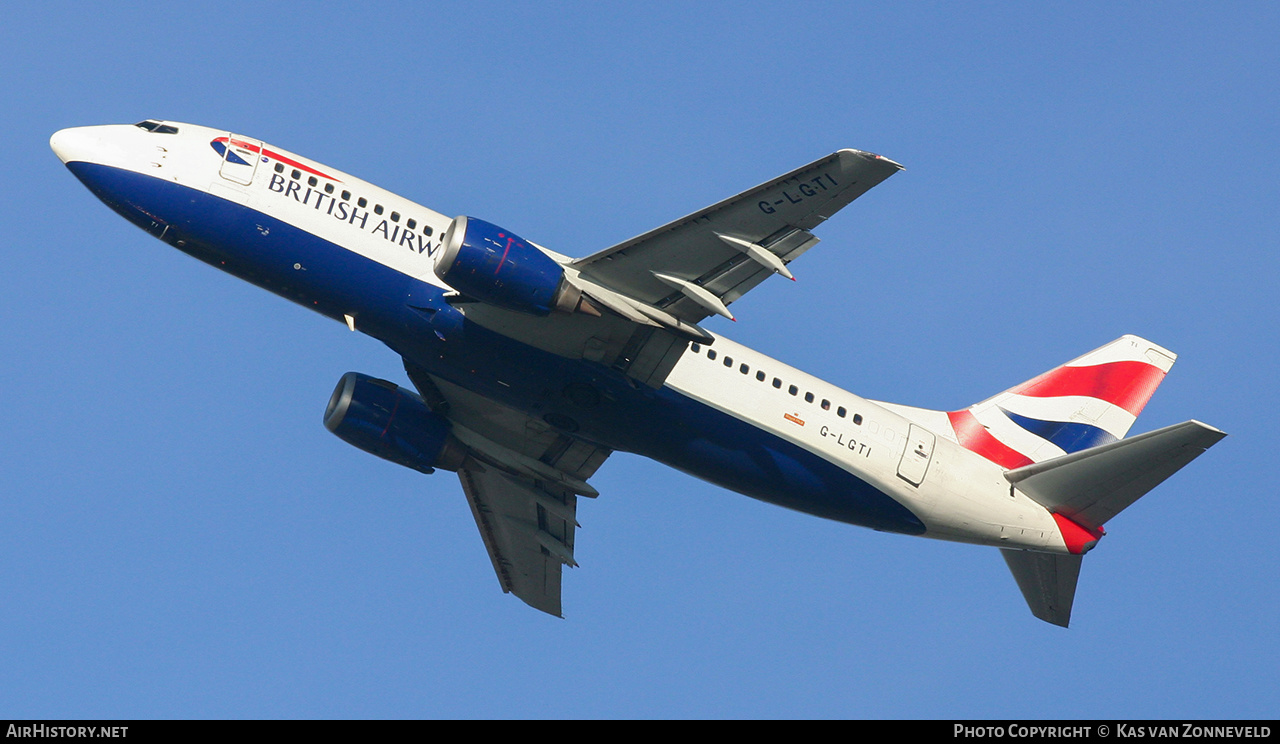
[
  {"left": 435, "top": 216, "right": 580, "bottom": 316},
  {"left": 323, "top": 372, "right": 464, "bottom": 474}
]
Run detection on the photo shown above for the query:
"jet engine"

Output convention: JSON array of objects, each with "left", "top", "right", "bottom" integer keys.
[
  {"left": 435, "top": 216, "right": 581, "bottom": 316},
  {"left": 323, "top": 372, "right": 464, "bottom": 474}
]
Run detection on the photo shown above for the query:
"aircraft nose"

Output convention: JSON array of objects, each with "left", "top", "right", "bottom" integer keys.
[{"left": 50, "top": 126, "right": 103, "bottom": 165}]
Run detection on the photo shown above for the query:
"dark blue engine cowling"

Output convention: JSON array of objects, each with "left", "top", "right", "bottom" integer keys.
[
  {"left": 435, "top": 216, "right": 573, "bottom": 316},
  {"left": 323, "top": 372, "right": 460, "bottom": 474}
]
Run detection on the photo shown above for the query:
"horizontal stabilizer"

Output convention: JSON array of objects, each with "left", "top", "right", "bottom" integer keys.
[
  {"left": 1002, "top": 549, "right": 1082, "bottom": 627},
  {"left": 1006, "top": 420, "right": 1226, "bottom": 532}
]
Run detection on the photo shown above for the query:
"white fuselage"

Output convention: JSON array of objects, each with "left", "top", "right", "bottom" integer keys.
[{"left": 51, "top": 121, "right": 1071, "bottom": 555}]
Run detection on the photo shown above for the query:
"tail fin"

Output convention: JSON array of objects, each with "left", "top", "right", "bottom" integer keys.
[
  {"left": 1000, "top": 420, "right": 1225, "bottom": 627},
  {"left": 947, "top": 335, "right": 1176, "bottom": 469},
  {"left": 940, "top": 336, "right": 1226, "bottom": 628}
]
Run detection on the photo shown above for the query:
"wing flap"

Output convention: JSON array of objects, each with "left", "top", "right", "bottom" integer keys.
[
  {"left": 458, "top": 460, "right": 577, "bottom": 616},
  {"left": 712, "top": 227, "right": 819, "bottom": 306}
]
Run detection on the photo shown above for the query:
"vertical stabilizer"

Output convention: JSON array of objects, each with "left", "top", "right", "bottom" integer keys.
[
  {"left": 949, "top": 335, "right": 1176, "bottom": 468},
  {"left": 962, "top": 337, "right": 1226, "bottom": 627}
]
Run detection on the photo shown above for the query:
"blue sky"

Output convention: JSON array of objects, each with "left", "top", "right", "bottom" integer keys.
[{"left": 2, "top": 2, "right": 1276, "bottom": 718}]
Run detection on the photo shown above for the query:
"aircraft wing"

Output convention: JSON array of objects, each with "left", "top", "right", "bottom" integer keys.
[
  {"left": 570, "top": 149, "right": 902, "bottom": 323},
  {"left": 450, "top": 149, "right": 900, "bottom": 390},
  {"left": 404, "top": 360, "right": 610, "bottom": 616}
]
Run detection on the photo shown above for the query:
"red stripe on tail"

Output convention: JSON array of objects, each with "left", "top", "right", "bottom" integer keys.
[
  {"left": 948, "top": 409, "right": 1034, "bottom": 469},
  {"left": 1052, "top": 513, "right": 1104, "bottom": 554},
  {"left": 1010, "top": 361, "right": 1166, "bottom": 416}
]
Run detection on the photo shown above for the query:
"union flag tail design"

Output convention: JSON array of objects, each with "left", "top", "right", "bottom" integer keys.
[{"left": 948, "top": 336, "right": 1176, "bottom": 469}]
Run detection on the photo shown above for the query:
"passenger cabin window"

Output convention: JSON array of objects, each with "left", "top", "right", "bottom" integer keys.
[
  {"left": 756, "top": 371, "right": 765, "bottom": 382},
  {"left": 723, "top": 356, "right": 733, "bottom": 368},
  {"left": 821, "top": 399, "right": 830, "bottom": 410},
  {"left": 324, "top": 183, "right": 334, "bottom": 194},
  {"left": 341, "top": 190, "right": 351, "bottom": 201},
  {"left": 739, "top": 364, "right": 749, "bottom": 374},
  {"left": 707, "top": 350, "right": 717, "bottom": 360},
  {"left": 391, "top": 212, "right": 400, "bottom": 222},
  {"left": 853, "top": 414, "right": 863, "bottom": 425},
  {"left": 788, "top": 385, "right": 798, "bottom": 396},
  {"left": 274, "top": 163, "right": 284, "bottom": 174},
  {"left": 422, "top": 225, "right": 434, "bottom": 236},
  {"left": 358, "top": 197, "right": 368, "bottom": 208},
  {"left": 307, "top": 176, "right": 318, "bottom": 187},
  {"left": 772, "top": 378, "right": 782, "bottom": 389},
  {"left": 374, "top": 204, "right": 384, "bottom": 215},
  {"left": 804, "top": 392, "right": 814, "bottom": 403},
  {"left": 690, "top": 344, "right": 701, "bottom": 354},
  {"left": 837, "top": 406, "right": 847, "bottom": 418},
  {"left": 407, "top": 218, "right": 417, "bottom": 230}
]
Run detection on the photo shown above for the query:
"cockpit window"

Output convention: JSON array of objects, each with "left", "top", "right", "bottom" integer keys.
[{"left": 134, "top": 120, "right": 178, "bottom": 134}]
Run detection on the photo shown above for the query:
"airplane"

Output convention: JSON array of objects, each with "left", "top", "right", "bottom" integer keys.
[{"left": 50, "top": 120, "right": 1225, "bottom": 627}]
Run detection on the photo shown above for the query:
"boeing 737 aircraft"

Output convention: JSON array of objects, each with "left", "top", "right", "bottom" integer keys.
[{"left": 51, "top": 120, "right": 1224, "bottom": 626}]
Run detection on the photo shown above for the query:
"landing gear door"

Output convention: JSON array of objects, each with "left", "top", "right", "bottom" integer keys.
[
  {"left": 217, "top": 134, "right": 262, "bottom": 186},
  {"left": 897, "top": 424, "right": 935, "bottom": 486}
]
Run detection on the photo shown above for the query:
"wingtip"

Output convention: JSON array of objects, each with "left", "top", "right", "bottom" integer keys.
[{"left": 841, "top": 148, "right": 905, "bottom": 170}]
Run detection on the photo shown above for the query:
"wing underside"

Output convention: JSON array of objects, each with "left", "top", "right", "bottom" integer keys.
[
  {"left": 572, "top": 148, "right": 903, "bottom": 325},
  {"left": 451, "top": 149, "right": 902, "bottom": 390},
  {"left": 403, "top": 360, "right": 610, "bottom": 616},
  {"left": 398, "top": 150, "right": 901, "bottom": 611},
  {"left": 457, "top": 460, "right": 577, "bottom": 616}
]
